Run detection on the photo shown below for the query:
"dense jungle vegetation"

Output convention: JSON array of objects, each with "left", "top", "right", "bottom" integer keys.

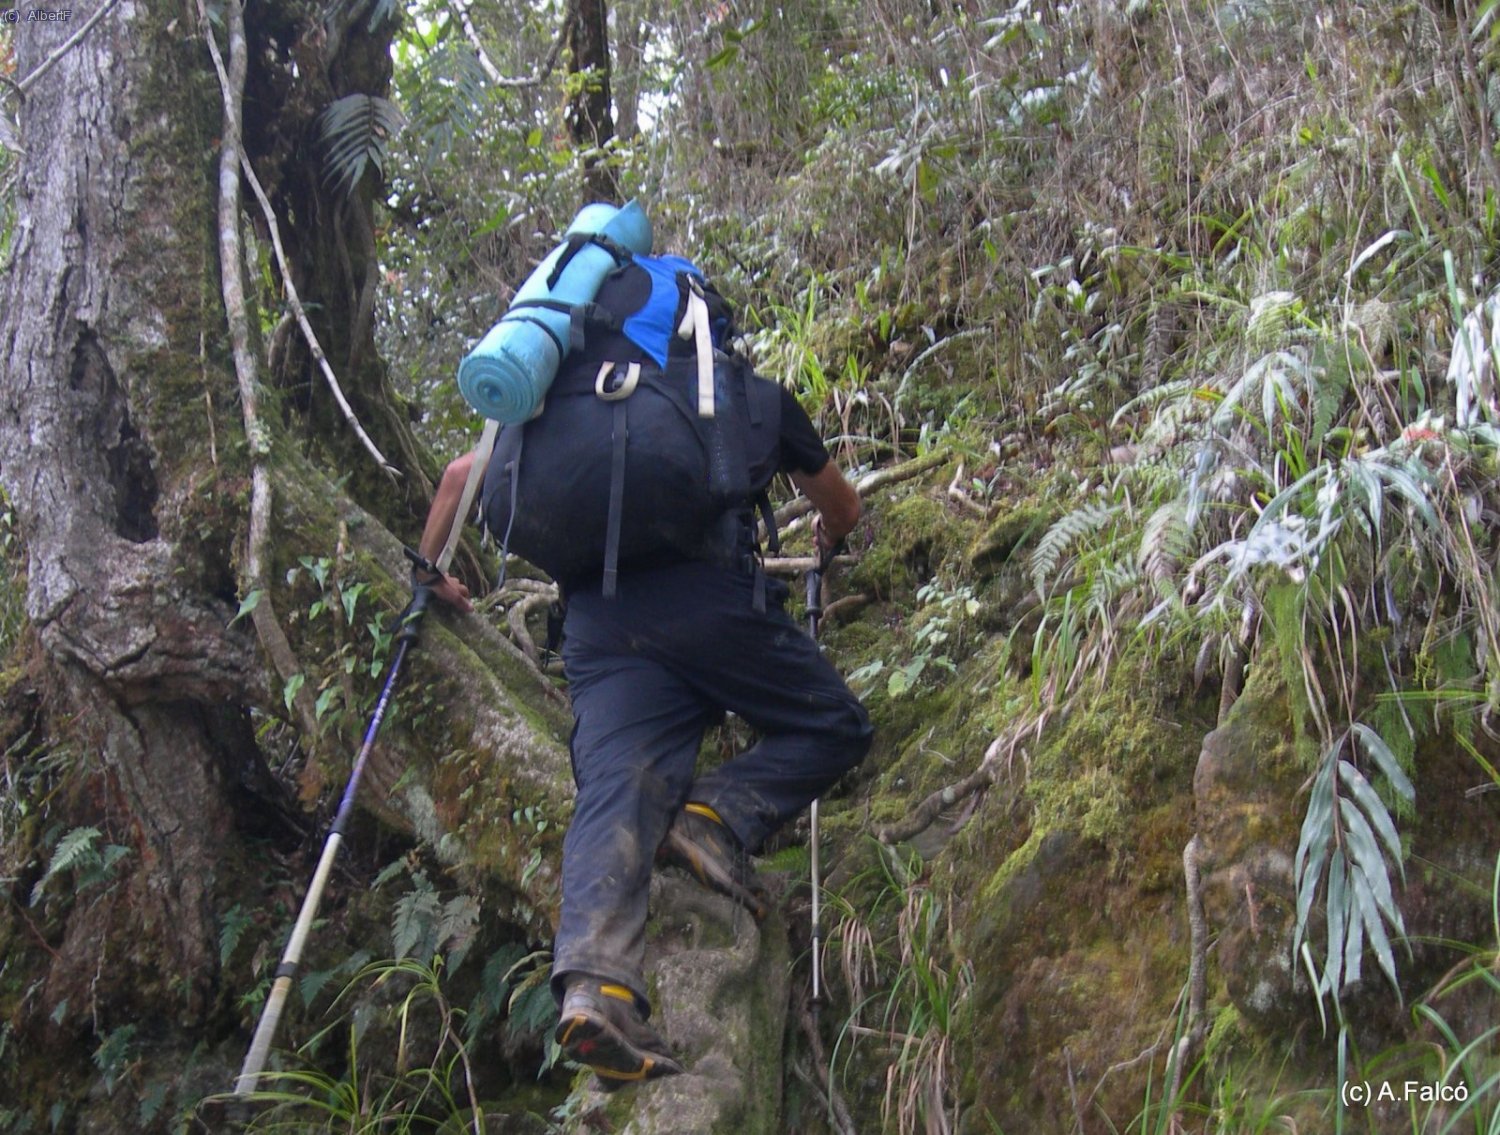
[{"left": 4, "top": 0, "right": 1500, "bottom": 1132}]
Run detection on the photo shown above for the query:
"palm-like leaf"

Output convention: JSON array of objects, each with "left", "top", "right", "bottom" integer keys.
[{"left": 316, "top": 94, "right": 406, "bottom": 198}]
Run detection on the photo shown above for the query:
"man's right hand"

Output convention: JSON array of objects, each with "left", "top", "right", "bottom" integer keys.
[{"left": 427, "top": 572, "right": 473, "bottom": 615}]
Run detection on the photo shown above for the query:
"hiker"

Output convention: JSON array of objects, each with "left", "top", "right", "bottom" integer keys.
[{"left": 414, "top": 232, "right": 873, "bottom": 1089}]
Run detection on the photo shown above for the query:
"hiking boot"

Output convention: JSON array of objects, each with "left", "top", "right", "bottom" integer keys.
[
  {"left": 659, "top": 803, "right": 771, "bottom": 921},
  {"left": 554, "top": 977, "right": 685, "bottom": 1089}
]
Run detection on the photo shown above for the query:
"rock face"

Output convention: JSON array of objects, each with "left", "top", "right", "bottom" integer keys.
[
  {"left": 1194, "top": 652, "right": 1500, "bottom": 1053},
  {"left": 1191, "top": 668, "right": 1307, "bottom": 1034},
  {"left": 559, "top": 875, "right": 790, "bottom": 1134}
]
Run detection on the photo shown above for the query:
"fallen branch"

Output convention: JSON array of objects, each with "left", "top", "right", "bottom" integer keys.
[
  {"left": 762, "top": 554, "right": 856, "bottom": 577},
  {"left": 775, "top": 448, "right": 952, "bottom": 530}
]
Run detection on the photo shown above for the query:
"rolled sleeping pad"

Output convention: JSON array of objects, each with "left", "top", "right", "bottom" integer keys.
[{"left": 457, "top": 200, "right": 654, "bottom": 423}]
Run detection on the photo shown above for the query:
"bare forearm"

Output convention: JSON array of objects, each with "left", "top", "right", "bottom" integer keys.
[
  {"left": 790, "top": 462, "right": 861, "bottom": 548},
  {"left": 419, "top": 452, "right": 475, "bottom": 565}
]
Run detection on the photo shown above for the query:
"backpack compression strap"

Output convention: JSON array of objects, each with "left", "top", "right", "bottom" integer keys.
[
  {"left": 603, "top": 396, "right": 629, "bottom": 599},
  {"left": 545, "top": 231, "right": 634, "bottom": 290}
]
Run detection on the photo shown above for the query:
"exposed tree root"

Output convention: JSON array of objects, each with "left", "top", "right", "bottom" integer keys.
[
  {"left": 1164, "top": 833, "right": 1208, "bottom": 1114},
  {"left": 874, "top": 717, "right": 1039, "bottom": 845},
  {"left": 796, "top": 999, "right": 859, "bottom": 1135}
]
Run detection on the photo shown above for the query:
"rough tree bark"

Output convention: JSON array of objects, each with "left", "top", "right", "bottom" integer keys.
[
  {"left": 0, "top": 0, "right": 264, "bottom": 1029},
  {"left": 0, "top": 0, "right": 571, "bottom": 1126}
]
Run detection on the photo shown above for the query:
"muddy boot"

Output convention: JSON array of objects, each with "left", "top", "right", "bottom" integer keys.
[
  {"left": 554, "top": 976, "right": 685, "bottom": 1090},
  {"left": 658, "top": 802, "right": 770, "bottom": 921}
]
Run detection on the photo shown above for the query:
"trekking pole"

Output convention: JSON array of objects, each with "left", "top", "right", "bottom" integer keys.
[
  {"left": 234, "top": 426, "right": 498, "bottom": 1096},
  {"left": 804, "top": 547, "right": 834, "bottom": 1012}
]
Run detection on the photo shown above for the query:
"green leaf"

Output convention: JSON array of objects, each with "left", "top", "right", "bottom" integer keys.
[
  {"left": 1351, "top": 723, "right": 1414, "bottom": 802},
  {"left": 314, "top": 686, "right": 340, "bottom": 721},
  {"left": 341, "top": 582, "right": 366, "bottom": 625},
  {"left": 232, "top": 589, "right": 262, "bottom": 626},
  {"left": 1325, "top": 853, "right": 1348, "bottom": 992},
  {"left": 283, "top": 673, "right": 305, "bottom": 713},
  {"left": 1294, "top": 754, "right": 1337, "bottom": 888},
  {"left": 1337, "top": 760, "right": 1404, "bottom": 869},
  {"left": 1350, "top": 865, "right": 1401, "bottom": 994},
  {"left": 1339, "top": 796, "right": 1402, "bottom": 931},
  {"left": 219, "top": 904, "right": 251, "bottom": 967},
  {"left": 1342, "top": 863, "right": 1366, "bottom": 988},
  {"left": 392, "top": 886, "right": 440, "bottom": 960},
  {"left": 1294, "top": 830, "right": 1330, "bottom": 950},
  {"left": 300, "top": 967, "right": 337, "bottom": 1007},
  {"left": 1372, "top": 461, "right": 1436, "bottom": 526},
  {"left": 316, "top": 95, "right": 406, "bottom": 198},
  {"left": 705, "top": 43, "right": 740, "bottom": 69}
]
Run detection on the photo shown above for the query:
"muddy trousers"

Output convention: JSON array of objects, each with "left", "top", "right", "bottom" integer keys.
[{"left": 549, "top": 561, "right": 873, "bottom": 1013}]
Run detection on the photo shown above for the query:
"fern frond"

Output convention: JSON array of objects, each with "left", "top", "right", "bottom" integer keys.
[
  {"left": 30, "top": 826, "right": 102, "bottom": 904},
  {"left": 1031, "top": 502, "right": 1118, "bottom": 599},
  {"left": 1137, "top": 502, "right": 1192, "bottom": 583},
  {"left": 392, "top": 872, "right": 440, "bottom": 960},
  {"left": 316, "top": 94, "right": 406, "bottom": 198}
]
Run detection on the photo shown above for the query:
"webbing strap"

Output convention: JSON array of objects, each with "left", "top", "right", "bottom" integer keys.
[
  {"left": 677, "top": 278, "right": 715, "bottom": 418},
  {"left": 603, "top": 399, "right": 628, "bottom": 598},
  {"left": 500, "top": 312, "right": 565, "bottom": 356},
  {"left": 756, "top": 492, "right": 779, "bottom": 555},
  {"left": 439, "top": 420, "right": 499, "bottom": 571},
  {"left": 595, "top": 361, "right": 641, "bottom": 401},
  {"left": 545, "top": 232, "right": 631, "bottom": 290},
  {"left": 495, "top": 430, "right": 524, "bottom": 593}
]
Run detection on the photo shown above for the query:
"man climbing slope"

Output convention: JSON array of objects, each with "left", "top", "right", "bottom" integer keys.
[{"left": 415, "top": 242, "right": 873, "bottom": 1089}]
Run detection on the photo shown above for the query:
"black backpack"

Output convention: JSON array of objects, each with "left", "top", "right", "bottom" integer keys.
[{"left": 479, "top": 255, "right": 783, "bottom": 599}]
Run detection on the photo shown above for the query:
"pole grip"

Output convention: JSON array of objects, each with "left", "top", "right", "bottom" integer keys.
[
  {"left": 396, "top": 583, "right": 433, "bottom": 645},
  {"left": 805, "top": 568, "right": 824, "bottom": 622}
]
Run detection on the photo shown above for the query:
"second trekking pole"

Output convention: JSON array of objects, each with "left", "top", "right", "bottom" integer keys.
[{"left": 804, "top": 545, "right": 836, "bottom": 1013}]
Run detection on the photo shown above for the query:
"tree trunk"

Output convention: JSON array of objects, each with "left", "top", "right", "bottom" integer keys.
[
  {"left": 566, "top": 0, "right": 620, "bottom": 201},
  {"left": 0, "top": 0, "right": 264, "bottom": 1027},
  {"left": 0, "top": 0, "right": 573, "bottom": 1123}
]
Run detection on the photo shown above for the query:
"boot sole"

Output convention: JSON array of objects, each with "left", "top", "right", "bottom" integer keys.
[{"left": 555, "top": 1008, "right": 685, "bottom": 1086}]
